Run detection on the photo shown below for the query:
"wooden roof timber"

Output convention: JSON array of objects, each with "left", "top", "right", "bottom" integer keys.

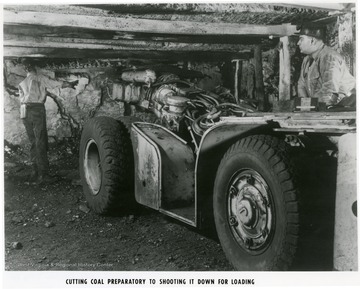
[
  {"left": 5, "top": 3, "right": 336, "bottom": 18},
  {"left": 76, "top": 3, "right": 342, "bottom": 26},
  {"left": 78, "top": 3, "right": 340, "bottom": 13},
  {"left": 3, "top": 10, "right": 297, "bottom": 37},
  {"left": 276, "top": 3, "right": 354, "bottom": 12},
  {"left": 3, "top": 24, "right": 268, "bottom": 45},
  {"left": 3, "top": 47, "right": 251, "bottom": 61},
  {"left": 4, "top": 34, "right": 253, "bottom": 53},
  {"left": 3, "top": 4, "right": 348, "bottom": 60}
]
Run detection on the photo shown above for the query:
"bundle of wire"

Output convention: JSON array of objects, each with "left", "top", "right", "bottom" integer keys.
[
  {"left": 147, "top": 74, "right": 256, "bottom": 137},
  {"left": 185, "top": 93, "right": 255, "bottom": 136}
]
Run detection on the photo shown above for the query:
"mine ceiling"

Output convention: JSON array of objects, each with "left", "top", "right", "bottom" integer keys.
[{"left": 3, "top": 3, "right": 354, "bottom": 63}]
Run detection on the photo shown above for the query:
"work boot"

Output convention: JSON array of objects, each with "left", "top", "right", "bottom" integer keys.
[{"left": 37, "top": 173, "right": 57, "bottom": 185}]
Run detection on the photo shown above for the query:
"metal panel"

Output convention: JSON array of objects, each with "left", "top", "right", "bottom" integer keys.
[
  {"left": 131, "top": 122, "right": 196, "bottom": 226},
  {"left": 197, "top": 120, "right": 268, "bottom": 154},
  {"left": 131, "top": 125, "right": 161, "bottom": 210}
]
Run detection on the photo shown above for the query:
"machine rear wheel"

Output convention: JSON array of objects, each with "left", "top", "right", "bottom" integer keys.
[{"left": 213, "top": 135, "right": 299, "bottom": 270}]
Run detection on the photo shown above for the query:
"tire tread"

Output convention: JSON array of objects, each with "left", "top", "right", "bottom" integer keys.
[
  {"left": 79, "top": 116, "right": 136, "bottom": 214},
  {"left": 216, "top": 134, "right": 299, "bottom": 270}
]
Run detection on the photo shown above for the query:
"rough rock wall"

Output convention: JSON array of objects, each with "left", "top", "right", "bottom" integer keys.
[
  {"left": 3, "top": 60, "right": 124, "bottom": 146},
  {"left": 189, "top": 62, "right": 223, "bottom": 91}
]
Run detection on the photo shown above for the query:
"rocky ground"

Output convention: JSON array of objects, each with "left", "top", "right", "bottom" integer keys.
[{"left": 4, "top": 143, "right": 337, "bottom": 271}]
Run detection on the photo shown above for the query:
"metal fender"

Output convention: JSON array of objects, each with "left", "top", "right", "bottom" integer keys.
[{"left": 194, "top": 119, "right": 274, "bottom": 227}]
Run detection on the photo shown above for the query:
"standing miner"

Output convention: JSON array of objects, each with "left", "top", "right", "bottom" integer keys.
[{"left": 18, "top": 58, "right": 78, "bottom": 184}]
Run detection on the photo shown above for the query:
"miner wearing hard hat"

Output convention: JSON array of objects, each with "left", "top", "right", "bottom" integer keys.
[{"left": 297, "top": 25, "right": 356, "bottom": 110}]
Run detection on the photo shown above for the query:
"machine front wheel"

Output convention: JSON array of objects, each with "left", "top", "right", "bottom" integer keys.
[{"left": 213, "top": 135, "right": 299, "bottom": 270}]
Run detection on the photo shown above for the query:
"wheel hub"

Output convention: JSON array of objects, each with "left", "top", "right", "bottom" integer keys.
[
  {"left": 238, "top": 198, "right": 256, "bottom": 227},
  {"left": 84, "top": 139, "right": 102, "bottom": 195},
  {"left": 227, "top": 170, "right": 273, "bottom": 254}
]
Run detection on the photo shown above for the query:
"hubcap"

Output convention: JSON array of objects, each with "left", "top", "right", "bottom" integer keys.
[
  {"left": 227, "top": 169, "right": 273, "bottom": 254},
  {"left": 84, "top": 139, "right": 102, "bottom": 195}
]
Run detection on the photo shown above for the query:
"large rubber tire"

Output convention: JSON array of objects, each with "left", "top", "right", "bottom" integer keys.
[
  {"left": 79, "top": 116, "right": 135, "bottom": 214},
  {"left": 213, "top": 135, "right": 299, "bottom": 271}
]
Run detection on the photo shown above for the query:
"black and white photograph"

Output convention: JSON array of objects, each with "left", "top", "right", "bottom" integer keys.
[{"left": 1, "top": 1, "right": 358, "bottom": 288}]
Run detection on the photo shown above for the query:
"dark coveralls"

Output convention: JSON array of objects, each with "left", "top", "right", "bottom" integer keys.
[{"left": 18, "top": 71, "right": 62, "bottom": 177}]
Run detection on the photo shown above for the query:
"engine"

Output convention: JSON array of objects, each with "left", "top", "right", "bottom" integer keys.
[{"left": 111, "top": 69, "right": 256, "bottom": 138}]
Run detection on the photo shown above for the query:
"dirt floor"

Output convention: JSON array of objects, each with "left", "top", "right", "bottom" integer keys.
[{"left": 4, "top": 143, "right": 337, "bottom": 271}]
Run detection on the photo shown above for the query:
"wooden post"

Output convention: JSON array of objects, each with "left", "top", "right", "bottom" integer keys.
[
  {"left": 237, "top": 61, "right": 242, "bottom": 100},
  {"left": 279, "top": 36, "right": 291, "bottom": 101},
  {"left": 231, "top": 59, "right": 242, "bottom": 104},
  {"left": 246, "top": 60, "right": 254, "bottom": 99},
  {"left": 338, "top": 13, "right": 354, "bottom": 75},
  {"left": 254, "top": 45, "right": 267, "bottom": 110},
  {"left": 220, "top": 59, "right": 234, "bottom": 94}
]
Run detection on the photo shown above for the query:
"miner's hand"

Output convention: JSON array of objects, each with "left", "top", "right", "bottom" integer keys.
[
  {"left": 62, "top": 80, "right": 79, "bottom": 89},
  {"left": 70, "top": 80, "right": 79, "bottom": 89}
]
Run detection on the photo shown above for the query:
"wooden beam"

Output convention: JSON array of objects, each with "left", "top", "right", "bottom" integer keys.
[
  {"left": 276, "top": 3, "right": 350, "bottom": 11},
  {"left": 2, "top": 47, "right": 248, "bottom": 61},
  {"left": 279, "top": 36, "right": 291, "bottom": 100},
  {"left": 3, "top": 34, "right": 252, "bottom": 53},
  {"left": 231, "top": 59, "right": 242, "bottom": 104},
  {"left": 4, "top": 10, "right": 297, "bottom": 37},
  {"left": 246, "top": 59, "right": 255, "bottom": 99},
  {"left": 254, "top": 45, "right": 267, "bottom": 110},
  {"left": 3, "top": 24, "right": 265, "bottom": 45}
]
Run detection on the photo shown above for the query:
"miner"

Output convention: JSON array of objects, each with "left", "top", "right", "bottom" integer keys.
[
  {"left": 18, "top": 58, "right": 78, "bottom": 184},
  {"left": 297, "top": 25, "right": 356, "bottom": 110}
]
